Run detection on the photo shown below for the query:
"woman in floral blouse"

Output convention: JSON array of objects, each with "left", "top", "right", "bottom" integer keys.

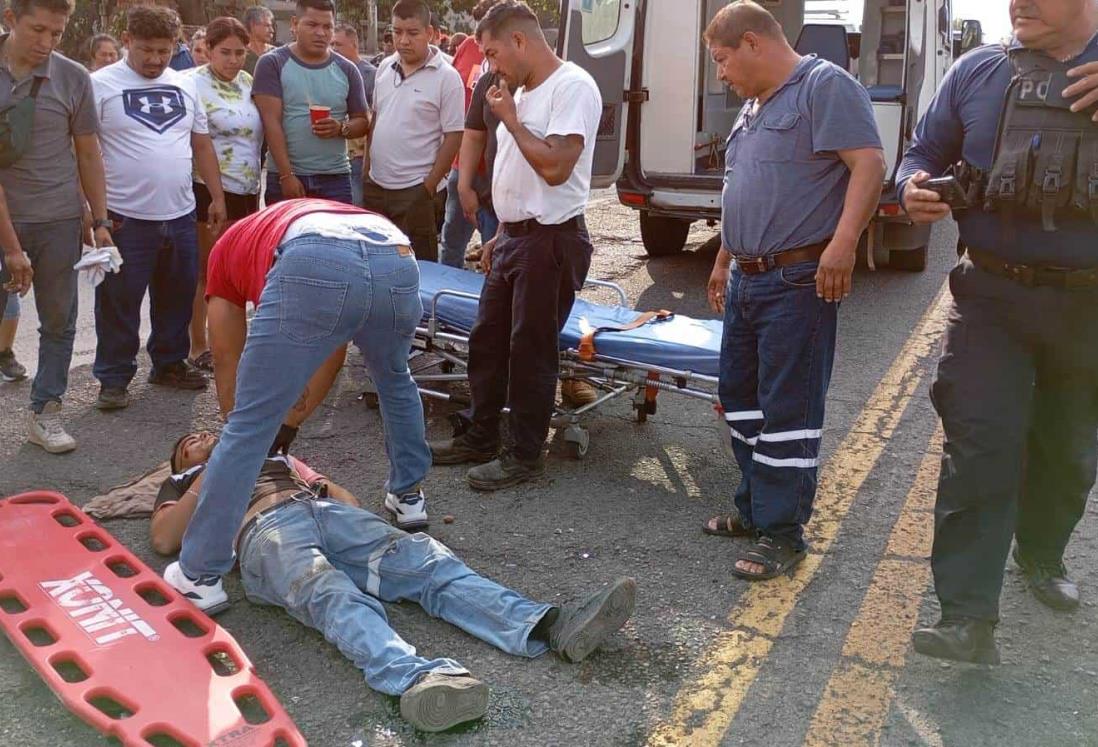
[{"left": 188, "top": 16, "right": 263, "bottom": 371}]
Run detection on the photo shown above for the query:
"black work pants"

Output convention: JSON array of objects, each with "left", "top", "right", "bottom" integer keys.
[
  {"left": 930, "top": 257, "right": 1098, "bottom": 622},
  {"left": 466, "top": 221, "right": 593, "bottom": 461},
  {"left": 362, "top": 180, "right": 440, "bottom": 262}
]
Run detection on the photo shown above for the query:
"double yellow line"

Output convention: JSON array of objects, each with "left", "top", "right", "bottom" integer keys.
[{"left": 646, "top": 282, "right": 952, "bottom": 747}]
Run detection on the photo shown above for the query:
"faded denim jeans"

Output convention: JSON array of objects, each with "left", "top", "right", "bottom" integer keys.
[{"left": 239, "top": 499, "right": 552, "bottom": 695}]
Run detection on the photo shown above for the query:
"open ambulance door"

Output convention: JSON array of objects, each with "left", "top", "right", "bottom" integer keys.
[{"left": 558, "top": 0, "right": 638, "bottom": 188}]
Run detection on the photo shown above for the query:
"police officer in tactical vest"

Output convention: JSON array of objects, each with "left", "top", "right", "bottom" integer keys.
[{"left": 898, "top": 0, "right": 1098, "bottom": 665}]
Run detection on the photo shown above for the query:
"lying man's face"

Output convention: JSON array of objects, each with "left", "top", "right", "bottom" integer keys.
[{"left": 172, "top": 432, "right": 218, "bottom": 471}]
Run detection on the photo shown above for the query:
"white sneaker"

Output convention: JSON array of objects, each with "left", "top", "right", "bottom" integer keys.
[
  {"left": 27, "top": 402, "right": 76, "bottom": 454},
  {"left": 385, "top": 488, "right": 429, "bottom": 531},
  {"left": 164, "top": 561, "right": 230, "bottom": 615}
]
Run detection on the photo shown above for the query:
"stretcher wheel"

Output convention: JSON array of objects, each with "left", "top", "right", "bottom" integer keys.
[
  {"left": 563, "top": 426, "right": 590, "bottom": 460},
  {"left": 634, "top": 399, "right": 657, "bottom": 423}
]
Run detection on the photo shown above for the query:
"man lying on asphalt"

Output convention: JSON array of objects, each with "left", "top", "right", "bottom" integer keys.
[
  {"left": 151, "top": 431, "right": 637, "bottom": 732},
  {"left": 162, "top": 198, "right": 434, "bottom": 608}
]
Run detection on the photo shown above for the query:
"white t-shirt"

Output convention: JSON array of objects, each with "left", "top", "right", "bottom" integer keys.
[
  {"left": 281, "top": 211, "right": 411, "bottom": 246},
  {"left": 491, "top": 62, "right": 602, "bottom": 225},
  {"left": 92, "top": 61, "right": 208, "bottom": 220}
]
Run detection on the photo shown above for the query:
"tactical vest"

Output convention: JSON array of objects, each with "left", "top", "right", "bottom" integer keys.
[{"left": 967, "top": 46, "right": 1098, "bottom": 231}]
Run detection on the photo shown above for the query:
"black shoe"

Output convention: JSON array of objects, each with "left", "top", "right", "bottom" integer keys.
[
  {"left": 466, "top": 451, "right": 545, "bottom": 491},
  {"left": 912, "top": 618, "right": 1000, "bottom": 665},
  {"left": 95, "top": 386, "right": 130, "bottom": 410},
  {"left": 429, "top": 432, "right": 499, "bottom": 465},
  {"left": 149, "top": 360, "right": 208, "bottom": 390},
  {"left": 399, "top": 672, "right": 488, "bottom": 732},
  {"left": 1013, "top": 546, "right": 1080, "bottom": 611},
  {"left": 548, "top": 577, "right": 637, "bottom": 663}
]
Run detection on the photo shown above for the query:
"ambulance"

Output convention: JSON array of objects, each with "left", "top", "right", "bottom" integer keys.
[{"left": 558, "top": 0, "right": 984, "bottom": 270}]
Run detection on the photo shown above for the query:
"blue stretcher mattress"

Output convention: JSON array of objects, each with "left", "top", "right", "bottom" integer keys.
[{"left": 417, "top": 261, "right": 724, "bottom": 378}]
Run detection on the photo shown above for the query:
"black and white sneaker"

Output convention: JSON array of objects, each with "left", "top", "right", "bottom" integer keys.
[
  {"left": 385, "top": 488, "right": 429, "bottom": 531},
  {"left": 164, "top": 561, "right": 230, "bottom": 615}
]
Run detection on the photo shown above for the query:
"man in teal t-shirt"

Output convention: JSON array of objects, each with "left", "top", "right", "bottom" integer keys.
[{"left": 252, "top": 0, "right": 369, "bottom": 204}]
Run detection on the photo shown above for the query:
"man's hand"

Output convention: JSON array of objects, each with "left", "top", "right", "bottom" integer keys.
[
  {"left": 903, "top": 171, "right": 953, "bottom": 224},
  {"left": 707, "top": 254, "right": 731, "bottom": 314},
  {"left": 1065, "top": 61, "right": 1098, "bottom": 122},
  {"left": 312, "top": 117, "right": 342, "bottom": 139},
  {"left": 207, "top": 199, "right": 227, "bottom": 236},
  {"left": 816, "top": 238, "right": 857, "bottom": 303},
  {"left": 2, "top": 250, "right": 32, "bottom": 296},
  {"left": 486, "top": 81, "right": 519, "bottom": 129},
  {"left": 459, "top": 186, "right": 480, "bottom": 224},
  {"left": 423, "top": 178, "right": 440, "bottom": 196},
  {"left": 479, "top": 236, "right": 498, "bottom": 274},
  {"left": 281, "top": 175, "right": 306, "bottom": 200},
  {"left": 93, "top": 226, "right": 115, "bottom": 248}
]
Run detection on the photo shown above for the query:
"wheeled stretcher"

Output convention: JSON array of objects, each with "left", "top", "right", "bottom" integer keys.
[{"left": 407, "top": 262, "right": 723, "bottom": 458}]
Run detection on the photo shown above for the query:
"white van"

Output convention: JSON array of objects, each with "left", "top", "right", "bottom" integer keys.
[{"left": 558, "top": 0, "right": 981, "bottom": 270}]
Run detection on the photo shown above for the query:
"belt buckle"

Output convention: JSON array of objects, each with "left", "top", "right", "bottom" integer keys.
[{"left": 737, "top": 256, "right": 766, "bottom": 273}]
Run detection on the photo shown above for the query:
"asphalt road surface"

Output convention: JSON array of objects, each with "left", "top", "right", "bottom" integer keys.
[{"left": 2, "top": 193, "right": 1096, "bottom": 747}]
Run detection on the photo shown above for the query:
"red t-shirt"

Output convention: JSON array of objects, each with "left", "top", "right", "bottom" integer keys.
[
  {"left": 451, "top": 37, "right": 486, "bottom": 170},
  {"left": 205, "top": 199, "right": 365, "bottom": 308}
]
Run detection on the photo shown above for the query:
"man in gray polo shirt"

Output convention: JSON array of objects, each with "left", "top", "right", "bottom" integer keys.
[
  {"left": 701, "top": 1, "right": 885, "bottom": 581},
  {"left": 365, "top": 0, "right": 464, "bottom": 261},
  {"left": 0, "top": 0, "right": 113, "bottom": 454}
]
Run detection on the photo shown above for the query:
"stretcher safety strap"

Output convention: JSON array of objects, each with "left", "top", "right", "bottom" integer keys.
[{"left": 577, "top": 310, "right": 675, "bottom": 362}]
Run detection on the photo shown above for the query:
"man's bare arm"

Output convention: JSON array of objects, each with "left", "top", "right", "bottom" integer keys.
[
  {"left": 285, "top": 345, "right": 348, "bottom": 428},
  {"left": 508, "top": 129, "right": 583, "bottom": 187},
  {"left": 254, "top": 95, "right": 295, "bottom": 176},
  {"left": 150, "top": 472, "right": 205, "bottom": 556},
  {"left": 73, "top": 133, "right": 113, "bottom": 247},
  {"left": 207, "top": 297, "right": 247, "bottom": 418},
  {"left": 424, "top": 131, "right": 463, "bottom": 192}
]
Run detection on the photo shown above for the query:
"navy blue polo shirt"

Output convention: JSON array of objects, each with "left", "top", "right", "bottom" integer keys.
[
  {"left": 896, "top": 36, "right": 1098, "bottom": 268},
  {"left": 721, "top": 55, "right": 882, "bottom": 256}
]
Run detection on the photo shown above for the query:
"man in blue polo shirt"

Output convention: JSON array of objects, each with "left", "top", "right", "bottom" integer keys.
[
  {"left": 899, "top": 0, "right": 1098, "bottom": 664},
  {"left": 701, "top": 1, "right": 885, "bottom": 581},
  {"left": 252, "top": 0, "right": 369, "bottom": 204}
]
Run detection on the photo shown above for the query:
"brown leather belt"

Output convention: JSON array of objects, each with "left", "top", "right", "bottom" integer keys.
[
  {"left": 733, "top": 240, "right": 829, "bottom": 275},
  {"left": 967, "top": 248, "right": 1098, "bottom": 290}
]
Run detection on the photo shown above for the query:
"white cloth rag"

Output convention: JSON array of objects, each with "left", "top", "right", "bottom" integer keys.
[{"left": 74, "top": 245, "right": 123, "bottom": 287}]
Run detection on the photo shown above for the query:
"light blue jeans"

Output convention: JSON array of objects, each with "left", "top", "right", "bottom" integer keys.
[
  {"left": 239, "top": 499, "right": 552, "bottom": 695},
  {"left": 180, "top": 235, "right": 432, "bottom": 577},
  {"left": 439, "top": 168, "right": 499, "bottom": 268}
]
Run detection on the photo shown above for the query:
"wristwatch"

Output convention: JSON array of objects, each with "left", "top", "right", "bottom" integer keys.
[
  {"left": 92, "top": 218, "right": 111, "bottom": 231},
  {"left": 340, "top": 120, "right": 352, "bottom": 138}
]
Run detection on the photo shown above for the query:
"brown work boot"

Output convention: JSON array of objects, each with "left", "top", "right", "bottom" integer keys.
[
  {"left": 429, "top": 432, "right": 499, "bottom": 465},
  {"left": 149, "top": 360, "right": 208, "bottom": 390},
  {"left": 561, "top": 379, "right": 598, "bottom": 407}
]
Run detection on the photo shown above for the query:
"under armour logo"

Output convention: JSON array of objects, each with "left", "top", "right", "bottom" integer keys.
[{"left": 122, "top": 86, "right": 187, "bottom": 133}]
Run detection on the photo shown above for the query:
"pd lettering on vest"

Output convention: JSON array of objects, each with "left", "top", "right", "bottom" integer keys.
[
  {"left": 1018, "top": 75, "right": 1052, "bottom": 104},
  {"left": 39, "top": 571, "right": 159, "bottom": 645},
  {"left": 122, "top": 86, "right": 187, "bottom": 134}
]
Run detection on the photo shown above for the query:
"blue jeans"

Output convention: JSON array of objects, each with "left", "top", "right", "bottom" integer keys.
[
  {"left": 93, "top": 212, "right": 198, "bottom": 389},
  {"left": 718, "top": 260, "right": 838, "bottom": 549},
  {"left": 239, "top": 500, "right": 552, "bottom": 695},
  {"left": 180, "top": 236, "right": 432, "bottom": 577},
  {"left": 350, "top": 156, "right": 364, "bottom": 208},
  {"left": 265, "top": 171, "right": 353, "bottom": 206},
  {"left": 0, "top": 219, "right": 82, "bottom": 411},
  {"left": 439, "top": 168, "right": 499, "bottom": 268},
  {"left": 2, "top": 292, "right": 17, "bottom": 320}
]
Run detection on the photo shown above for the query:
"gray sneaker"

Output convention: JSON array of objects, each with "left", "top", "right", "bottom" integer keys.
[
  {"left": 0, "top": 348, "right": 26, "bottom": 382},
  {"left": 466, "top": 452, "right": 545, "bottom": 491},
  {"left": 399, "top": 672, "right": 489, "bottom": 732},
  {"left": 548, "top": 577, "right": 637, "bottom": 663},
  {"left": 27, "top": 402, "right": 76, "bottom": 454},
  {"left": 95, "top": 386, "right": 130, "bottom": 410}
]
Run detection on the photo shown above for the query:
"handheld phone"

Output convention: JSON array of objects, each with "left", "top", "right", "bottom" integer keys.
[{"left": 919, "top": 176, "right": 969, "bottom": 210}]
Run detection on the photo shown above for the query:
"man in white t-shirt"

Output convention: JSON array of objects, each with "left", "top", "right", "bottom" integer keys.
[
  {"left": 428, "top": 1, "right": 603, "bottom": 491},
  {"left": 91, "top": 5, "right": 227, "bottom": 410}
]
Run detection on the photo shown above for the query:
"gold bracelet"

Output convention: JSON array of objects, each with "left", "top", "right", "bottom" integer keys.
[{"left": 278, "top": 173, "right": 296, "bottom": 182}]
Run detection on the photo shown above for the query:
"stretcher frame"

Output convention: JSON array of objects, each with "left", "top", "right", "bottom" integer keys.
[{"left": 406, "top": 279, "right": 720, "bottom": 459}]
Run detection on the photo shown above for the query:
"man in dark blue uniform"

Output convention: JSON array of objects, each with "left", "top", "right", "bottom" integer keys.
[
  {"left": 898, "top": 0, "right": 1098, "bottom": 664},
  {"left": 702, "top": 1, "right": 885, "bottom": 580}
]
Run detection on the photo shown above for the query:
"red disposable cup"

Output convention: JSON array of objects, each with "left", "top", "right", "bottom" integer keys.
[{"left": 309, "top": 105, "right": 331, "bottom": 124}]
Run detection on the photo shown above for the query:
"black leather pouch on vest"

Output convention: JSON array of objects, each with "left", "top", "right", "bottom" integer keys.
[{"left": 983, "top": 47, "right": 1098, "bottom": 231}]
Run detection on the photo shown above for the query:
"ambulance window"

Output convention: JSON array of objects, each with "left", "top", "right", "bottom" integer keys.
[{"left": 581, "top": 0, "right": 622, "bottom": 46}]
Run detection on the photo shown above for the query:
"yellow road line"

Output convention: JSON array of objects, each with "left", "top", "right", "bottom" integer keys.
[
  {"left": 646, "top": 284, "right": 952, "bottom": 747},
  {"left": 803, "top": 432, "right": 941, "bottom": 746}
]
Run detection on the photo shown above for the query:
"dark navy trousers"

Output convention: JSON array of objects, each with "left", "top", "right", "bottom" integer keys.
[
  {"left": 931, "top": 257, "right": 1098, "bottom": 622},
  {"left": 719, "top": 260, "right": 838, "bottom": 549}
]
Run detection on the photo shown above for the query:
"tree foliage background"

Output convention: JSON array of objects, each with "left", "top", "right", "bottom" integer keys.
[{"left": 62, "top": 0, "right": 561, "bottom": 64}]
